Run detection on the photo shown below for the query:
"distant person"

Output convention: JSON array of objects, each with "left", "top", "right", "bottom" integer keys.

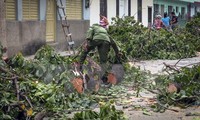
[
  {"left": 170, "top": 12, "right": 178, "bottom": 30},
  {"left": 162, "top": 12, "right": 172, "bottom": 31},
  {"left": 99, "top": 14, "right": 109, "bottom": 29},
  {"left": 153, "top": 15, "right": 163, "bottom": 30}
]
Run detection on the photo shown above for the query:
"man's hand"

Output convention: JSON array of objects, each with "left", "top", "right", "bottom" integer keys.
[
  {"left": 117, "top": 52, "right": 123, "bottom": 58},
  {"left": 82, "top": 41, "right": 88, "bottom": 51},
  {"left": 116, "top": 52, "right": 123, "bottom": 63}
]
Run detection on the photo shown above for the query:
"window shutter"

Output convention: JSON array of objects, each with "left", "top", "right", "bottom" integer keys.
[
  {"left": 6, "top": 0, "right": 16, "bottom": 20},
  {"left": 23, "top": 0, "right": 38, "bottom": 20},
  {"left": 66, "top": 0, "right": 82, "bottom": 20}
]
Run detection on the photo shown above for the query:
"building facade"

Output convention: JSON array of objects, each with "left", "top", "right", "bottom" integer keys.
[
  {"left": 88, "top": 0, "right": 153, "bottom": 27},
  {"left": 4, "top": 0, "right": 89, "bottom": 56},
  {"left": 189, "top": 1, "right": 200, "bottom": 18},
  {"left": 153, "top": 0, "right": 199, "bottom": 26}
]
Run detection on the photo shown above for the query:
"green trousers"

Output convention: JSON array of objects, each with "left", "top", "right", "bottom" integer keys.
[{"left": 79, "top": 39, "right": 110, "bottom": 78}]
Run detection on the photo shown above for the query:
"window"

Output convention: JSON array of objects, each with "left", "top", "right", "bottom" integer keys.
[
  {"left": 66, "top": 0, "right": 82, "bottom": 20},
  {"left": 195, "top": 6, "right": 197, "bottom": 15},
  {"left": 138, "top": 0, "right": 142, "bottom": 22},
  {"left": 128, "top": 0, "right": 131, "bottom": 16},
  {"left": 23, "top": 0, "right": 39, "bottom": 20},
  {"left": 153, "top": 4, "right": 159, "bottom": 17},
  {"left": 116, "top": 0, "right": 119, "bottom": 16},
  {"left": 6, "top": 0, "right": 16, "bottom": 20},
  {"left": 148, "top": 7, "right": 152, "bottom": 27},
  {"left": 100, "top": 0, "right": 107, "bottom": 17},
  {"left": 168, "top": 6, "right": 173, "bottom": 15},
  {"left": 161, "top": 5, "right": 164, "bottom": 17},
  {"left": 176, "top": 6, "right": 179, "bottom": 13},
  {"left": 181, "top": 7, "right": 185, "bottom": 19}
]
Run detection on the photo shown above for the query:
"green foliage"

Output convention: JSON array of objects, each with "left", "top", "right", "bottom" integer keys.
[
  {"left": 108, "top": 16, "right": 197, "bottom": 60},
  {"left": 73, "top": 101, "right": 127, "bottom": 120},
  {"left": 109, "top": 16, "right": 146, "bottom": 43},
  {"left": 155, "top": 65, "right": 200, "bottom": 111},
  {"left": 185, "top": 12, "right": 200, "bottom": 51},
  {"left": 34, "top": 45, "right": 72, "bottom": 64},
  {"left": 186, "top": 12, "right": 200, "bottom": 36},
  {"left": 9, "top": 45, "right": 72, "bottom": 84},
  {"left": 0, "top": 45, "right": 96, "bottom": 119}
]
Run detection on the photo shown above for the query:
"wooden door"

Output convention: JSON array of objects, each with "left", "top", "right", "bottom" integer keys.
[{"left": 46, "top": 0, "right": 56, "bottom": 42}]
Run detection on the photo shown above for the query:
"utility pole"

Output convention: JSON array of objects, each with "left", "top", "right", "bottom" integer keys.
[{"left": 0, "top": 0, "right": 7, "bottom": 56}]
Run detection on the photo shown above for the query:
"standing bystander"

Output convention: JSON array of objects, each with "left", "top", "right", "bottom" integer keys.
[
  {"left": 170, "top": 12, "right": 178, "bottom": 30},
  {"left": 162, "top": 12, "right": 172, "bottom": 31},
  {"left": 153, "top": 15, "right": 163, "bottom": 30}
]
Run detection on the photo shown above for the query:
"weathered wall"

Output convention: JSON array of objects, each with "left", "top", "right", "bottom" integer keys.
[
  {"left": 6, "top": 21, "right": 46, "bottom": 56},
  {"left": 0, "top": 0, "right": 7, "bottom": 53},
  {"left": 56, "top": 20, "right": 90, "bottom": 51},
  {"left": 6, "top": 20, "right": 89, "bottom": 57}
]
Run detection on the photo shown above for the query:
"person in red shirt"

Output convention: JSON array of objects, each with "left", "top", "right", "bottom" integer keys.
[{"left": 153, "top": 15, "right": 163, "bottom": 30}]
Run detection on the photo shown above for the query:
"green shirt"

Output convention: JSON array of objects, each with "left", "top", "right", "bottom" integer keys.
[{"left": 86, "top": 24, "right": 110, "bottom": 42}]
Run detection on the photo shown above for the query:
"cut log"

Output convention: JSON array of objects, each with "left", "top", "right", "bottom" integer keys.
[
  {"left": 167, "top": 83, "right": 181, "bottom": 93},
  {"left": 71, "top": 77, "right": 84, "bottom": 93},
  {"left": 71, "top": 76, "right": 100, "bottom": 93},
  {"left": 107, "top": 73, "right": 117, "bottom": 84},
  {"left": 87, "top": 77, "right": 100, "bottom": 92},
  {"left": 109, "top": 64, "right": 124, "bottom": 84}
]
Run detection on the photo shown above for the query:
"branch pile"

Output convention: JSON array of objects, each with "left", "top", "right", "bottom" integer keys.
[
  {"left": 108, "top": 16, "right": 199, "bottom": 60},
  {"left": 153, "top": 61, "right": 200, "bottom": 112},
  {"left": 0, "top": 45, "right": 97, "bottom": 119}
]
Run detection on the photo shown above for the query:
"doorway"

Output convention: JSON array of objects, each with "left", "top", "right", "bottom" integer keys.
[
  {"left": 137, "top": 0, "right": 142, "bottom": 22},
  {"left": 100, "top": 0, "right": 107, "bottom": 17},
  {"left": 148, "top": 7, "right": 152, "bottom": 27}
]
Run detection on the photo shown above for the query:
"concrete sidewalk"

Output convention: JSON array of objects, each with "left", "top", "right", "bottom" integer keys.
[{"left": 130, "top": 53, "right": 200, "bottom": 75}]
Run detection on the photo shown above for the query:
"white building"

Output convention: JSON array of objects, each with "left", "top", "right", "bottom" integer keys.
[
  {"left": 190, "top": 1, "right": 200, "bottom": 17},
  {"left": 83, "top": 0, "right": 153, "bottom": 27}
]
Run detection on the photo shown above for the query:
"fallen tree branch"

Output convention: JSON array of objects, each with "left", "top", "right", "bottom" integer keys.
[
  {"left": 13, "top": 77, "right": 20, "bottom": 101},
  {"left": 157, "top": 100, "right": 179, "bottom": 112},
  {"left": 163, "top": 62, "right": 180, "bottom": 73},
  {"left": 174, "top": 58, "right": 182, "bottom": 66},
  {"left": 20, "top": 94, "right": 33, "bottom": 108},
  {"left": 0, "top": 66, "right": 14, "bottom": 76},
  {"left": 143, "top": 87, "right": 160, "bottom": 95},
  {"left": 0, "top": 75, "right": 17, "bottom": 80}
]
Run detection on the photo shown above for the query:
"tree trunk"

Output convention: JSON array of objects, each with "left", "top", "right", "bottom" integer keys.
[{"left": 0, "top": 0, "right": 7, "bottom": 56}]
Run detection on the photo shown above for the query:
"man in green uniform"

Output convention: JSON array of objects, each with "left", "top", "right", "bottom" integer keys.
[{"left": 79, "top": 23, "right": 120, "bottom": 85}]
